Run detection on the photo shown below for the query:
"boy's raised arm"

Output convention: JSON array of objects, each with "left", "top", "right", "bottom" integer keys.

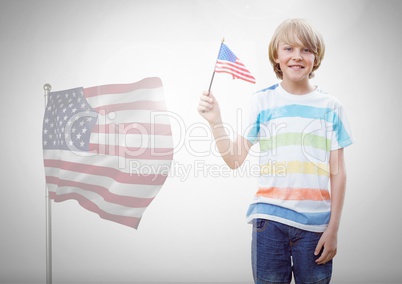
[{"left": 198, "top": 91, "right": 252, "bottom": 169}]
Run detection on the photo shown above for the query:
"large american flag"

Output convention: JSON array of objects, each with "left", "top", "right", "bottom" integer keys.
[
  {"left": 214, "top": 43, "right": 256, "bottom": 84},
  {"left": 42, "top": 77, "right": 173, "bottom": 229}
]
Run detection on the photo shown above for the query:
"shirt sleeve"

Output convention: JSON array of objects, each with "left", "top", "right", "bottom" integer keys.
[{"left": 328, "top": 103, "right": 355, "bottom": 150}]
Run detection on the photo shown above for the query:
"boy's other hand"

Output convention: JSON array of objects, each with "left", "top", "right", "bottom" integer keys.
[{"left": 314, "top": 228, "right": 338, "bottom": 265}]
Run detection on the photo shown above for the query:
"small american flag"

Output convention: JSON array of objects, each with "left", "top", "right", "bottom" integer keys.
[
  {"left": 42, "top": 77, "right": 173, "bottom": 229},
  {"left": 214, "top": 43, "right": 256, "bottom": 84}
]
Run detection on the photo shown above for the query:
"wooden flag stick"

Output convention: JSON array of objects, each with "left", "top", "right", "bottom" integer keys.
[{"left": 208, "top": 37, "right": 225, "bottom": 94}]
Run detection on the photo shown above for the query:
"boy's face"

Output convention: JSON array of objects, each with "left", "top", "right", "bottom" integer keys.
[{"left": 275, "top": 40, "right": 316, "bottom": 83}]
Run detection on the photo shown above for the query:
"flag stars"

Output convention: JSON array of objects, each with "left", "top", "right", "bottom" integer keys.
[{"left": 43, "top": 87, "right": 97, "bottom": 152}]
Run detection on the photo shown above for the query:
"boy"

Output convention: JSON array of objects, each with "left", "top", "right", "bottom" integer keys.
[{"left": 197, "top": 18, "right": 354, "bottom": 284}]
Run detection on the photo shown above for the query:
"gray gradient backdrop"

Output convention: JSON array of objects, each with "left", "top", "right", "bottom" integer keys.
[{"left": 0, "top": 0, "right": 401, "bottom": 283}]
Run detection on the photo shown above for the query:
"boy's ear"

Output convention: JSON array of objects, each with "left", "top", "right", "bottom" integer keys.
[{"left": 274, "top": 57, "right": 280, "bottom": 63}]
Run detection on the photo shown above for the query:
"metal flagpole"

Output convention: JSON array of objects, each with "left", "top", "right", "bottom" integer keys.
[{"left": 43, "top": 83, "right": 52, "bottom": 284}]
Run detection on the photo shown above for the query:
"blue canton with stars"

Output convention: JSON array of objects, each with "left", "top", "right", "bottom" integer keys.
[
  {"left": 217, "top": 43, "right": 238, "bottom": 63},
  {"left": 43, "top": 87, "right": 98, "bottom": 151}
]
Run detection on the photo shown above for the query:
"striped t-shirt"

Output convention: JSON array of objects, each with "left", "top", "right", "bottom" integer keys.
[{"left": 244, "top": 83, "right": 354, "bottom": 232}]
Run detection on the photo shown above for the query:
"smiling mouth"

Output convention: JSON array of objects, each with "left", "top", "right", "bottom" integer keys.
[{"left": 289, "top": 65, "right": 304, "bottom": 69}]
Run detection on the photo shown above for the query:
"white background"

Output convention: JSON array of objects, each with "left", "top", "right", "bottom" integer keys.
[{"left": 0, "top": 0, "right": 401, "bottom": 283}]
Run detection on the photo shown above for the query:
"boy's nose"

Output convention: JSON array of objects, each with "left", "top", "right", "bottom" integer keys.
[{"left": 292, "top": 52, "right": 303, "bottom": 61}]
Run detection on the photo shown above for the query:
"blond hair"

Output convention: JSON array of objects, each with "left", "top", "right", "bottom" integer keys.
[{"left": 268, "top": 18, "right": 325, "bottom": 79}]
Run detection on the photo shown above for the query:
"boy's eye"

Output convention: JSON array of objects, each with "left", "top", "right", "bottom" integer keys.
[
  {"left": 284, "top": 47, "right": 292, "bottom": 51},
  {"left": 302, "top": 48, "right": 311, "bottom": 53}
]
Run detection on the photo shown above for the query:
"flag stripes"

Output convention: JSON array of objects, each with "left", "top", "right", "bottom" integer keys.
[{"left": 215, "top": 59, "right": 256, "bottom": 83}]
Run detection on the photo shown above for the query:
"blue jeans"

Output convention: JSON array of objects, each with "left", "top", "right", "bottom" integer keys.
[{"left": 252, "top": 219, "right": 332, "bottom": 284}]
